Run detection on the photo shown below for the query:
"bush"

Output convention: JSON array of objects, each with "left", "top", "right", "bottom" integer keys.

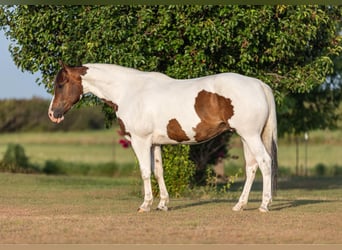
[
  {"left": 0, "top": 143, "right": 38, "bottom": 173},
  {"left": 152, "top": 145, "right": 196, "bottom": 198},
  {"left": 43, "top": 160, "right": 67, "bottom": 175},
  {"left": 314, "top": 163, "right": 327, "bottom": 176},
  {"left": 0, "top": 99, "right": 106, "bottom": 133},
  {"left": 331, "top": 165, "right": 342, "bottom": 176},
  {"left": 42, "top": 159, "right": 135, "bottom": 177},
  {"left": 278, "top": 166, "right": 293, "bottom": 178}
]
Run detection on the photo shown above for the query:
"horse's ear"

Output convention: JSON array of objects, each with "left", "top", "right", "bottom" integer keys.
[
  {"left": 59, "top": 60, "right": 65, "bottom": 68},
  {"left": 59, "top": 60, "right": 70, "bottom": 73}
]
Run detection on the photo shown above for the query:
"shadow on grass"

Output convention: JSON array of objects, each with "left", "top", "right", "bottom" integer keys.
[
  {"left": 231, "top": 176, "right": 342, "bottom": 191},
  {"left": 269, "top": 199, "right": 338, "bottom": 211},
  {"left": 169, "top": 176, "right": 342, "bottom": 212},
  {"left": 169, "top": 197, "right": 340, "bottom": 212}
]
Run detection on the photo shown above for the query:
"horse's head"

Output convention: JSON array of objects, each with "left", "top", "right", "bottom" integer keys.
[{"left": 48, "top": 61, "right": 88, "bottom": 123}]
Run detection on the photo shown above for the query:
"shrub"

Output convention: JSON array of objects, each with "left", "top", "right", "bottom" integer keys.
[
  {"left": 42, "top": 159, "right": 135, "bottom": 177},
  {"left": 278, "top": 166, "right": 293, "bottom": 178},
  {"left": 331, "top": 165, "right": 342, "bottom": 176},
  {"left": 0, "top": 143, "right": 38, "bottom": 173},
  {"left": 42, "top": 160, "right": 67, "bottom": 175},
  {"left": 152, "top": 145, "right": 196, "bottom": 198},
  {"left": 314, "top": 163, "right": 327, "bottom": 176}
]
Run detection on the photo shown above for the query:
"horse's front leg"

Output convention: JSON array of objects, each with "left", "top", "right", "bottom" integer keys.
[
  {"left": 152, "top": 145, "right": 169, "bottom": 211},
  {"left": 131, "top": 135, "right": 153, "bottom": 212}
]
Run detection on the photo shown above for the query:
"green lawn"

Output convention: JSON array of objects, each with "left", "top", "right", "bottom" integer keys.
[
  {"left": 0, "top": 128, "right": 341, "bottom": 176},
  {"left": 226, "top": 130, "right": 342, "bottom": 176},
  {"left": 0, "top": 129, "right": 136, "bottom": 166}
]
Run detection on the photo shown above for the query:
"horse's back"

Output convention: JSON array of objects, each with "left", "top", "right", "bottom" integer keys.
[{"left": 152, "top": 73, "right": 270, "bottom": 143}]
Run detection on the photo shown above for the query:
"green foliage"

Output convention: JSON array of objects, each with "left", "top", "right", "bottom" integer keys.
[
  {"left": 1, "top": 5, "right": 341, "bottom": 191},
  {"left": 312, "top": 163, "right": 342, "bottom": 177},
  {"left": 1, "top": 5, "right": 341, "bottom": 127},
  {"left": 152, "top": 145, "right": 195, "bottom": 197},
  {"left": 0, "top": 98, "right": 107, "bottom": 132},
  {"left": 0, "top": 143, "right": 37, "bottom": 173},
  {"left": 314, "top": 163, "right": 326, "bottom": 176},
  {"left": 202, "top": 165, "right": 242, "bottom": 197},
  {"left": 277, "top": 83, "right": 342, "bottom": 136},
  {"left": 332, "top": 165, "right": 342, "bottom": 177},
  {"left": 42, "top": 159, "right": 135, "bottom": 177}
]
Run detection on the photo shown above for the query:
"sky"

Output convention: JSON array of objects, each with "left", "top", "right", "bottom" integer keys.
[{"left": 0, "top": 30, "right": 51, "bottom": 100}]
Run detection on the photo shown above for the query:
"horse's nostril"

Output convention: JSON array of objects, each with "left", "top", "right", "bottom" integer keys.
[{"left": 53, "top": 110, "right": 63, "bottom": 119}]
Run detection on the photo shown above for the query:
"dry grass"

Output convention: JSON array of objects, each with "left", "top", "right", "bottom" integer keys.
[{"left": 0, "top": 173, "right": 341, "bottom": 244}]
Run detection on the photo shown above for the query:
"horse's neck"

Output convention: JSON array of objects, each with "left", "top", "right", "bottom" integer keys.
[{"left": 81, "top": 64, "right": 136, "bottom": 102}]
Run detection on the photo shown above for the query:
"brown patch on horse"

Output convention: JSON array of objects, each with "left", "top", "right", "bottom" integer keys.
[
  {"left": 102, "top": 98, "right": 118, "bottom": 112},
  {"left": 118, "top": 118, "right": 131, "bottom": 137},
  {"left": 193, "top": 90, "right": 234, "bottom": 142},
  {"left": 167, "top": 118, "right": 190, "bottom": 142}
]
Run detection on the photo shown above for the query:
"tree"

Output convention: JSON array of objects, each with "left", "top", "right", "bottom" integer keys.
[
  {"left": 1, "top": 6, "right": 341, "bottom": 99},
  {"left": 1, "top": 5, "right": 341, "bottom": 184}
]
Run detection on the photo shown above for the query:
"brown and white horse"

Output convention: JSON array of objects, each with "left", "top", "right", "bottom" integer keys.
[{"left": 48, "top": 61, "right": 278, "bottom": 212}]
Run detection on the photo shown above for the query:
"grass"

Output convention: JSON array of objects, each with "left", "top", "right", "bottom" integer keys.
[
  {"left": 0, "top": 129, "right": 136, "bottom": 166},
  {"left": 0, "top": 128, "right": 341, "bottom": 243},
  {"left": 0, "top": 173, "right": 341, "bottom": 244},
  {"left": 226, "top": 130, "right": 342, "bottom": 176},
  {"left": 0, "top": 128, "right": 341, "bottom": 176}
]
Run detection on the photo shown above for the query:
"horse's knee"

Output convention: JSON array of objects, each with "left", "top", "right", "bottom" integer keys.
[{"left": 140, "top": 166, "right": 152, "bottom": 180}]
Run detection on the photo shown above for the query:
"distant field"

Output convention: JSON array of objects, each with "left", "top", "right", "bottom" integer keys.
[
  {"left": 0, "top": 129, "right": 136, "bottom": 166},
  {"left": 227, "top": 129, "right": 342, "bottom": 176},
  {"left": 0, "top": 128, "right": 341, "bottom": 175},
  {"left": 0, "top": 173, "right": 341, "bottom": 244}
]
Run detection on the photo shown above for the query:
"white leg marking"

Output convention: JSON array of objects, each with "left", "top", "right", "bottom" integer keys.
[
  {"left": 257, "top": 153, "right": 272, "bottom": 212},
  {"left": 131, "top": 135, "right": 153, "bottom": 212},
  {"left": 235, "top": 136, "right": 272, "bottom": 212},
  {"left": 152, "top": 145, "right": 169, "bottom": 211},
  {"left": 233, "top": 139, "right": 258, "bottom": 211}
]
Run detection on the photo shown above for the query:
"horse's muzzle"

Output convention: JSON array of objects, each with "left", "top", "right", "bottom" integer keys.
[{"left": 48, "top": 109, "right": 65, "bottom": 124}]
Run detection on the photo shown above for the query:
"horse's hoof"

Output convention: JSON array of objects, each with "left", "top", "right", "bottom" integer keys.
[
  {"left": 156, "top": 206, "right": 168, "bottom": 212},
  {"left": 232, "top": 203, "right": 245, "bottom": 212},
  {"left": 137, "top": 207, "right": 150, "bottom": 213},
  {"left": 232, "top": 207, "right": 243, "bottom": 212},
  {"left": 258, "top": 206, "right": 269, "bottom": 213}
]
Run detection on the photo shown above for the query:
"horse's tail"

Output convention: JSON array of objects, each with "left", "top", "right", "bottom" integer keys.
[{"left": 260, "top": 82, "right": 278, "bottom": 196}]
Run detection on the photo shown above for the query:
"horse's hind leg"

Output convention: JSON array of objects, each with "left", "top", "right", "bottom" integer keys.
[
  {"left": 233, "top": 139, "right": 258, "bottom": 211},
  {"left": 235, "top": 135, "right": 272, "bottom": 212},
  {"left": 152, "top": 145, "right": 169, "bottom": 211}
]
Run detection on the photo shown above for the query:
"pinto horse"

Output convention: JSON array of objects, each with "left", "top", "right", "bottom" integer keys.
[{"left": 48, "top": 62, "right": 278, "bottom": 213}]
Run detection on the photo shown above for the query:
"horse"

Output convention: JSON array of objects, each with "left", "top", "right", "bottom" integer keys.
[{"left": 48, "top": 61, "right": 278, "bottom": 213}]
